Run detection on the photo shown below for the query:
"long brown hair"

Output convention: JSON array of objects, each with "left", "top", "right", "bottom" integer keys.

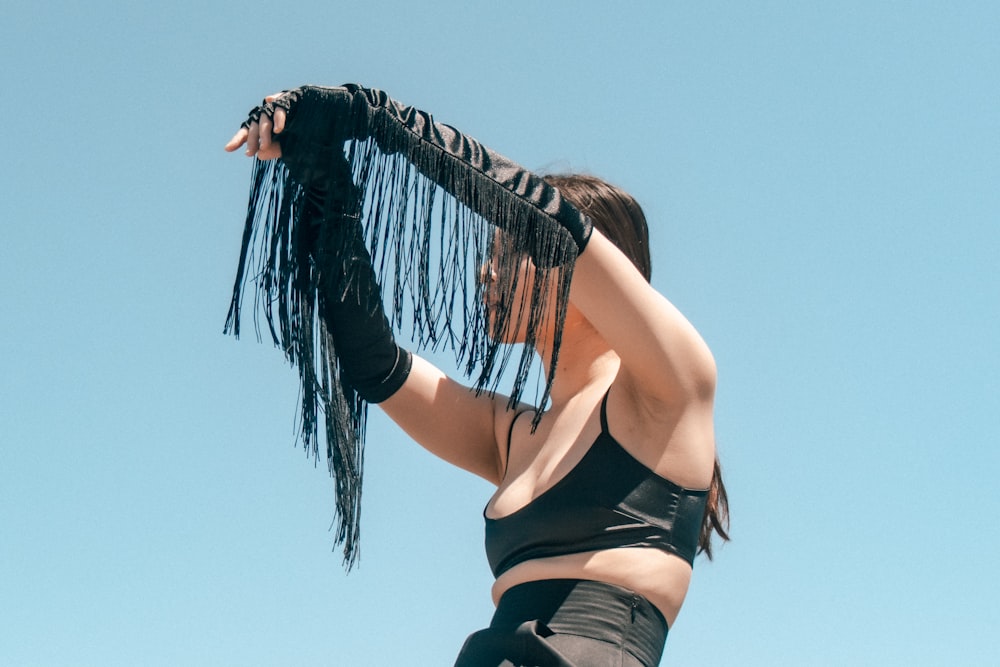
[{"left": 543, "top": 173, "right": 730, "bottom": 558}]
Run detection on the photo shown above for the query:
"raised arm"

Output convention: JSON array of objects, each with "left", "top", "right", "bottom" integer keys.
[
  {"left": 378, "top": 356, "right": 526, "bottom": 485},
  {"left": 227, "top": 84, "right": 592, "bottom": 413},
  {"left": 571, "top": 230, "right": 717, "bottom": 409},
  {"left": 224, "top": 84, "right": 706, "bottom": 564}
]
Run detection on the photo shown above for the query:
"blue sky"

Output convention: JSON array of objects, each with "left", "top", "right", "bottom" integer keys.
[{"left": 2, "top": 2, "right": 998, "bottom": 665}]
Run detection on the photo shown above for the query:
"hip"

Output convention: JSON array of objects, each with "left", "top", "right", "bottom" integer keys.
[{"left": 456, "top": 579, "right": 668, "bottom": 667}]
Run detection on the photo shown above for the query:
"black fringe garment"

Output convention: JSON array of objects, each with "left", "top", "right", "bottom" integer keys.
[{"left": 225, "top": 85, "right": 591, "bottom": 568}]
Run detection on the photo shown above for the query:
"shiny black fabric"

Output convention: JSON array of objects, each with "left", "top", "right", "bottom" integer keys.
[
  {"left": 454, "top": 580, "right": 667, "bottom": 667},
  {"left": 485, "top": 393, "right": 709, "bottom": 577}
]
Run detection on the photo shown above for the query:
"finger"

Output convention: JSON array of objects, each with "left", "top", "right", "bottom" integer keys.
[
  {"left": 273, "top": 107, "right": 286, "bottom": 134},
  {"left": 256, "top": 142, "right": 282, "bottom": 161},
  {"left": 245, "top": 122, "right": 261, "bottom": 156},
  {"left": 259, "top": 114, "right": 273, "bottom": 151},
  {"left": 224, "top": 127, "right": 249, "bottom": 152}
]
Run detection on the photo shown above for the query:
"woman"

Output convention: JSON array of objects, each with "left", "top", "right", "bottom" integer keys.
[{"left": 225, "top": 85, "right": 728, "bottom": 666}]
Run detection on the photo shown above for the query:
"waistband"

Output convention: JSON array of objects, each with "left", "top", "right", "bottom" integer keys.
[{"left": 490, "top": 579, "right": 667, "bottom": 666}]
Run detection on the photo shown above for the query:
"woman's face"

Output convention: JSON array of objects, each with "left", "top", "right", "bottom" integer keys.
[{"left": 480, "top": 231, "right": 537, "bottom": 344}]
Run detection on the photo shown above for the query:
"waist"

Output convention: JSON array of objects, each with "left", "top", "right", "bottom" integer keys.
[
  {"left": 491, "top": 579, "right": 668, "bottom": 667},
  {"left": 492, "top": 547, "right": 694, "bottom": 627}
]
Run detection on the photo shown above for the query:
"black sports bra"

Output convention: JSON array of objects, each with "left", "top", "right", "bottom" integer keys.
[{"left": 484, "top": 392, "right": 709, "bottom": 578}]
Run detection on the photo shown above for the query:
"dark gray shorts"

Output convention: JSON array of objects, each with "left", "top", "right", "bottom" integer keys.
[{"left": 454, "top": 579, "right": 668, "bottom": 667}]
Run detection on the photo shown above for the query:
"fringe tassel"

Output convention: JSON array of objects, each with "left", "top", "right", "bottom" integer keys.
[
  {"left": 225, "top": 158, "right": 364, "bottom": 567},
  {"left": 225, "top": 85, "right": 580, "bottom": 569}
]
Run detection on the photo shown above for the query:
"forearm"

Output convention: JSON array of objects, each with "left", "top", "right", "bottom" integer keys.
[
  {"left": 277, "top": 84, "right": 592, "bottom": 260},
  {"left": 309, "top": 201, "right": 412, "bottom": 404}
]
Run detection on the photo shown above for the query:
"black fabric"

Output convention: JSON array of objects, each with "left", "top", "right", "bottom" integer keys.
[
  {"left": 312, "top": 203, "right": 412, "bottom": 404},
  {"left": 226, "top": 84, "right": 595, "bottom": 567},
  {"left": 454, "top": 580, "right": 667, "bottom": 667},
  {"left": 485, "top": 393, "right": 709, "bottom": 578},
  {"left": 275, "top": 85, "right": 593, "bottom": 255}
]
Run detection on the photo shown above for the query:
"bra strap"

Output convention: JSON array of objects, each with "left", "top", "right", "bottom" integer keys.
[
  {"left": 506, "top": 410, "right": 529, "bottom": 459},
  {"left": 599, "top": 389, "right": 611, "bottom": 435}
]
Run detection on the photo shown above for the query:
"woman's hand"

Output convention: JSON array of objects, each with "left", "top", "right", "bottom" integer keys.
[{"left": 224, "top": 93, "right": 287, "bottom": 160}]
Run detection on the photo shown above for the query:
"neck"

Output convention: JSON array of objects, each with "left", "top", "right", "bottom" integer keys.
[{"left": 537, "top": 315, "right": 620, "bottom": 408}]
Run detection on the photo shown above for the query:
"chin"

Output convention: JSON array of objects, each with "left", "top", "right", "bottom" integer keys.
[{"left": 485, "top": 311, "right": 527, "bottom": 345}]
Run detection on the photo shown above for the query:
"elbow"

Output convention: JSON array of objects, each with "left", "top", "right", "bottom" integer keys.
[
  {"left": 694, "top": 354, "right": 718, "bottom": 403},
  {"left": 647, "top": 349, "right": 717, "bottom": 409},
  {"left": 683, "top": 344, "right": 718, "bottom": 404}
]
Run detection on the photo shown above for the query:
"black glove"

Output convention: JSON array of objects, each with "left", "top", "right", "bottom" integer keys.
[
  {"left": 308, "top": 188, "right": 412, "bottom": 403},
  {"left": 271, "top": 84, "right": 592, "bottom": 262}
]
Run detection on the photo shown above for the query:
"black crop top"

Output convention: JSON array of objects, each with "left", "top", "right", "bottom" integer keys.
[{"left": 484, "top": 393, "right": 709, "bottom": 578}]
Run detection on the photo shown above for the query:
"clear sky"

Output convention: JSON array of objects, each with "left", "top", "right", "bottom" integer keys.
[{"left": 2, "top": 2, "right": 998, "bottom": 665}]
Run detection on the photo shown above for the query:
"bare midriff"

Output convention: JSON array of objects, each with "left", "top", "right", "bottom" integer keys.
[{"left": 491, "top": 546, "right": 693, "bottom": 628}]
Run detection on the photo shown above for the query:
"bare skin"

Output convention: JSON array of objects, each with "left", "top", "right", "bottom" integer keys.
[
  {"left": 378, "top": 235, "right": 717, "bottom": 628},
  {"left": 228, "top": 108, "right": 718, "bottom": 628}
]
